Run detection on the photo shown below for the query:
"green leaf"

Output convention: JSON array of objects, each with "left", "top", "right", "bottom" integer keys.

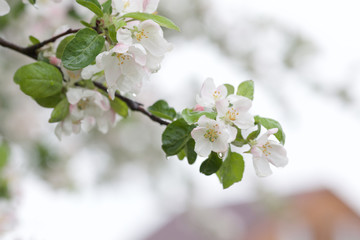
[
  {"left": 217, "top": 151, "right": 245, "bottom": 189},
  {"left": 14, "top": 62, "right": 63, "bottom": 99},
  {"left": 28, "top": 0, "right": 36, "bottom": 5},
  {"left": 114, "top": 18, "right": 126, "bottom": 30},
  {"left": 102, "top": 0, "right": 112, "bottom": 14},
  {"left": 56, "top": 35, "right": 75, "bottom": 59},
  {"left": 224, "top": 84, "right": 234, "bottom": 96},
  {"left": 62, "top": 28, "right": 105, "bottom": 70},
  {"left": 29, "top": 35, "right": 40, "bottom": 45},
  {"left": 177, "top": 149, "right": 186, "bottom": 160},
  {"left": 76, "top": 0, "right": 103, "bottom": 17},
  {"left": 0, "top": 142, "right": 9, "bottom": 171},
  {"left": 246, "top": 122, "right": 261, "bottom": 141},
  {"left": 0, "top": 178, "right": 10, "bottom": 199},
  {"left": 185, "top": 138, "right": 197, "bottom": 164},
  {"left": 255, "top": 116, "right": 286, "bottom": 145},
  {"left": 107, "top": 24, "right": 117, "bottom": 43},
  {"left": 237, "top": 80, "right": 254, "bottom": 100},
  {"left": 49, "top": 98, "right": 69, "bottom": 123},
  {"left": 34, "top": 93, "right": 65, "bottom": 108},
  {"left": 80, "top": 20, "right": 93, "bottom": 28},
  {"left": 200, "top": 152, "right": 222, "bottom": 176},
  {"left": 181, "top": 108, "right": 216, "bottom": 125},
  {"left": 110, "top": 97, "right": 129, "bottom": 118},
  {"left": 148, "top": 100, "right": 176, "bottom": 121},
  {"left": 121, "top": 12, "right": 180, "bottom": 31},
  {"left": 231, "top": 129, "right": 247, "bottom": 147},
  {"left": 162, "top": 119, "right": 195, "bottom": 156}
]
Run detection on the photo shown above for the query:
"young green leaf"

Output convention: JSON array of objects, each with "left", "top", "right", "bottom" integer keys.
[
  {"left": 200, "top": 152, "right": 222, "bottom": 176},
  {"left": 102, "top": 0, "right": 112, "bottom": 14},
  {"left": 62, "top": 28, "right": 105, "bottom": 70},
  {"left": 76, "top": 0, "right": 103, "bottom": 17},
  {"left": 162, "top": 119, "right": 195, "bottom": 156},
  {"left": 246, "top": 122, "right": 261, "bottom": 141},
  {"left": 181, "top": 108, "right": 216, "bottom": 125},
  {"left": 29, "top": 35, "right": 40, "bottom": 45},
  {"left": 34, "top": 93, "right": 65, "bottom": 108},
  {"left": 0, "top": 142, "right": 9, "bottom": 172},
  {"left": 121, "top": 12, "right": 180, "bottom": 31},
  {"left": 56, "top": 35, "right": 75, "bottom": 59},
  {"left": 148, "top": 100, "right": 176, "bottom": 121},
  {"left": 224, "top": 84, "right": 234, "bottom": 96},
  {"left": 110, "top": 97, "right": 129, "bottom": 118},
  {"left": 185, "top": 138, "right": 197, "bottom": 164},
  {"left": 237, "top": 80, "right": 254, "bottom": 100},
  {"left": 255, "top": 116, "right": 286, "bottom": 145},
  {"left": 231, "top": 128, "right": 247, "bottom": 147},
  {"left": 49, "top": 98, "right": 70, "bottom": 123},
  {"left": 177, "top": 149, "right": 186, "bottom": 160},
  {"left": 13, "top": 61, "right": 63, "bottom": 99},
  {"left": 217, "top": 151, "right": 245, "bottom": 189}
]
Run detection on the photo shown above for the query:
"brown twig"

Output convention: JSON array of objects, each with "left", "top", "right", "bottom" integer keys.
[
  {"left": 0, "top": 28, "right": 80, "bottom": 60},
  {"left": 0, "top": 28, "right": 170, "bottom": 126},
  {"left": 93, "top": 82, "right": 170, "bottom": 126}
]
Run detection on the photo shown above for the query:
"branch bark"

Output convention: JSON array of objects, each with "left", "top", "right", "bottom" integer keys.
[
  {"left": 0, "top": 28, "right": 79, "bottom": 60},
  {"left": 0, "top": 29, "right": 170, "bottom": 126},
  {"left": 93, "top": 82, "right": 170, "bottom": 126}
]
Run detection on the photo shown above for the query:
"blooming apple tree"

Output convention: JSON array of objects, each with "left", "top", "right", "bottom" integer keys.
[{"left": 0, "top": 0, "right": 288, "bottom": 189}]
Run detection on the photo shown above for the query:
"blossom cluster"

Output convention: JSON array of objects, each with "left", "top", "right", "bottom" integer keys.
[
  {"left": 190, "top": 78, "right": 288, "bottom": 177},
  {"left": 9, "top": 0, "right": 173, "bottom": 139}
]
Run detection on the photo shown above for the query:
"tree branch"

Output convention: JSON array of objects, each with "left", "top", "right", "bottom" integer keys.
[
  {"left": 0, "top": 28, "right": 170, "bottom": 126},
  {"left": 93, "top": 81, "right": 170, "bottom": 126},
  {"left": 0, "top": 28, "right": 80, "bottom": 60}
]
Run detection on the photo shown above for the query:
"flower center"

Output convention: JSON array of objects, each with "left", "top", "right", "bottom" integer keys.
[
  {"left": 135, "top": 29, "right": 149, "bottom": 41},
  {"left": 116, "top": 53, "right": 130, "bottom": 65},
  {"left": 225, "top": 107, "right": 239, "bottom": 121},
  {"left": 123, "top": 1, "right": 130, "bottom": 9},
  {"left": 78, "top": 98, "right": 90, "bottom": 110},
  {"left": 203, "top": 124, "right": 221, "bottom": 142},
  {"left": 261, "top": 141, "right": 272, "bottom": 157},
  {"left": 212, "top": 90, "right": 221, "bottom": 100}
]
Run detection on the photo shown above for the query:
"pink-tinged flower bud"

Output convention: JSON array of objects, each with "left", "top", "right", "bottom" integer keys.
[
  {"left": 49, "top": 56, "right": 61, "bottom": 66},
  {"left": 193, "top": 104, "right": 204, "bottom": 112}
]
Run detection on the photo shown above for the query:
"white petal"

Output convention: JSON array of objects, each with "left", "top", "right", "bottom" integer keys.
[
  {"left": 215, "top": 98, "right": 229, "bottom": 118},
  {"left": 200, "top": 78, "right": 216, "bottom": 100},
  {"left": 139, "top": 20, "right": 171, "bottom": 56},
  {"left": 257, "top": 128, "right": 278, "bottom": 146},
  {"left": 82, "top": 117, "right": 96, "bottom": 132},
  {"left": 226, "top": 125, "right": 237, "bottom": 142},
  {"left": 194, "top": 140, "right": 212, "bottom": 157},
  {"left": 191, "top": 127, "right": 206, "bottom": 141},
  {"left": 55, "top": 122, "right": 63, "bottom": 140},
  {"left": 216, "top": 84, "right": 228, "bottom": 100},
  {"left": 81, "top": 64, "right": 101, "bottom": 79},
  {"left": 253, "top": 157, "right": 272, "bottom": 177},
  {"left": 234, "top": 112, "right": 254, "bottom": 129},
  {"left": 0, "top": 0, "right": 10, "bottom": 16},
  {"left": 116, "top": 28, "right": 133, "bottom": 47},
  {"left": 66, "top": 88, "right": 83, "bottom": 104},
  {"left": 230, "top": 95, "right": 252, "bottom": 112},
  {"left": 212, "top": 137, "right": 229, "bottom": 153},
  {"left": 142, "top": 0, "right": 159, "bottom": 13},
  {"left": 267, "top": 142, "right": 288, "bottom": 167}
]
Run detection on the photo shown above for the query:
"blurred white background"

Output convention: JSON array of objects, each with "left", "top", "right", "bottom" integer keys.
[{"left": 1, "top": 0, "right": 360, "bottom": 239}]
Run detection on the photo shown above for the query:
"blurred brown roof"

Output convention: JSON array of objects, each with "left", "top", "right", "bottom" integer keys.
[{"left": 145, "top": 189, "right": 360, "bottom": 240}]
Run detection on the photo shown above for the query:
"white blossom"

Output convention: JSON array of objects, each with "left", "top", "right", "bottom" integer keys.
[
  {"left": 55, "top": 88, "right": 117, "bottom": 140},
  {"left": 196, "top": 78, "right": 228, "bottom": 109},
  {"left": 112, "top": 0, "right": 159, "bottom": 15},
  {"left": 250, "top": 128, "right": 288, "bottom": 177},
  {"left": 216, "top": 95, "right": 254, "bottom": 130},
  {"left": 0, "top": 0, "right": 10, "bottom": 16},
  {"left": 191, "top": 115, "right": 235, "bottom": 157}
]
